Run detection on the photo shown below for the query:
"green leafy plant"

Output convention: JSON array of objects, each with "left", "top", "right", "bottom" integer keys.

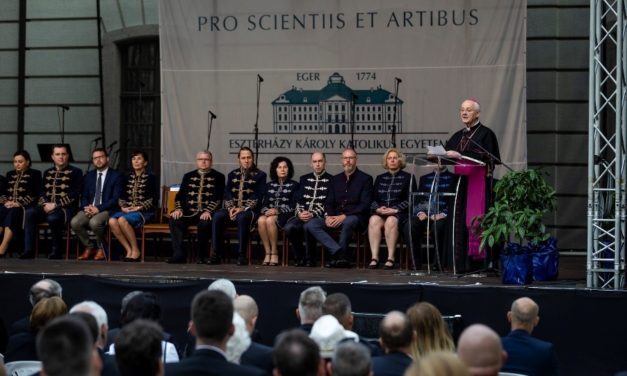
[{"left": 480, "top": 168, "right": 556, "bottom": 250}]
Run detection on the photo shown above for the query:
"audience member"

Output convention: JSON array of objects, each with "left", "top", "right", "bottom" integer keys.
[
  {"left": 235, "top": 295, "right": 274, "bottom": 374},
  {"left": 305, "top": 148, "right": 373, "bottom": 268},
  {"left": 309, "top": 315, "right": 356, "bottom": 360},
  {"left": 208, "top": 278, "right": 238, "bottom": 300},
  {"left": 107, "top": 292, "right": 179, "bottom": 363},
  {"left": 10, "top": 278, "right": 63, "bottom": 336},
  {"left": 404, "top": 351, "right": 469, "bottom": 376},
  {"left": 457, "top": 324, "right": 507, "bottom": 376},
  {"left": 406, "top": 302, "right": 455, "bottom": 359},
  {"left": 5, "top": 296, "right": 67, "bottom": 362},
  {"left": 501, "top": 297, "right": 558, "bottom": 376},
  {"left": 371, "top": 311, "right": 413, "bottom": 376},
  {"left": 329, "top": 341, "right": 372, "bottom": 376},
  {"left": 296, "top": 286, "right": 326, "bottom": 333},
  {"left": 273, "top": 329, "right": 324, "bottom": 376},
  {"left": 226, "top": 312, "right": 252, "bottom": 364},
  {"left": 115, "top": 319, "right": 164, "bottom": 376},
  {"left": 36, "top": 315, "right": 102, "bottom": 376},
  {"left": 106, "top": 290, "right": 144, "bottom": 348},
  {"left": 284, "top": 151, "right": 332, "bottom": 267},
  {"left": 165, "top": 290, "right": 264, "bottom": 375}
]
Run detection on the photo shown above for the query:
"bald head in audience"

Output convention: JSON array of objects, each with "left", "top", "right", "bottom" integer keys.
[
  {"left": 508, "top": 297, "right": 540, "bottom": 333},
  {"left": 234, "top": 295, "right": 259, "bottom": 335},
  {"left": 457, "top": 324, "right": 507, "bottom": 376}
]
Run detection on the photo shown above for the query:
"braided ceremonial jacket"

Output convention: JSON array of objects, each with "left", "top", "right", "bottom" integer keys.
[
  {"left": 175, "top": 169, "right": 225, "bottom": 216},
  {"left": 119, "top": 172, "right": 158, "bottom": 212},
  {"left": 371, "top": 170, "right": 414, "bottom": 213},
  {"left": 224, "top": 168, "right": 266, "bottom": 212},
  {"left": 0, "top": 168, "right": 42, "bottom": 208},
  {"left": 294, "top": 171, "right": 332, "bottom": 218},
  {"left": 260, "top": 179, "right": 299, "bottom": 215},
  {"left": 39, "top": 165, "right": 82, "bottom": 208},
  {"left": 414, "top": 170, "right": 458, "bottom": 216}
]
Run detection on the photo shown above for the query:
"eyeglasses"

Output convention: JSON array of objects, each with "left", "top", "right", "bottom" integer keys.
[{"left": 342, "top": 156, "right": 356, "bottom": 160}]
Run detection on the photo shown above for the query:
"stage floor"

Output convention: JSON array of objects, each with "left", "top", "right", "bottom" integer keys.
[{"left": 0, "top": 254, "right": 587, "bottom": 287}]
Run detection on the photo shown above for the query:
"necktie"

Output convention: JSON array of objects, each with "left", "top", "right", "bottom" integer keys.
[{"left": 94, "top": 172, "right": 102, "bottom": 205}]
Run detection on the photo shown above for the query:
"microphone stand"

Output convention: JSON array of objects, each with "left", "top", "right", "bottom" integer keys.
[
  {"left": 254, "top": 74, "right": 263, "bottom": 165},
  {"left": 391, "top": 77, "right": 401, "bottom": 148},
  {"left": 350, "top": 94, "right": 357, "bottom": 148},
  {"left": 207, "top": 111, "right": 216, "bottom": 150}
]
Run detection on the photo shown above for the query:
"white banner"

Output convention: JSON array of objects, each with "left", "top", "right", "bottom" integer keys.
[{"left": 159, "top": 0, "right": 526, "bottom": 184}]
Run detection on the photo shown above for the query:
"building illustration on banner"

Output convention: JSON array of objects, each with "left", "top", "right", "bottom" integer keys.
[{"left": 272, "top": 72, "right": 403, "bottom": 134}]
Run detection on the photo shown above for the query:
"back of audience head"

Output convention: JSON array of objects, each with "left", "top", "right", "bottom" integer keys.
[
  {"left": 191, "top": 290, "right": 233, "bottom": 346},
  {"left": 322, "top": 292, "right": 353, "bottom": 330},
  {"left": 208, "top": 278, "right": 237, "bottom": 300},
  {"left": 406, "top": 302, "right": 455, "bottom": 357},
  {"left": 226, "top": 312, "right": 251, "bottom": 364},
  {"left": 119, "top": 292, "right": 162, "bottom": 326},
  {"left": 379, "top": 310, "right": 413, "bottom": 353},
  {"left": 298, "top": 286, "right": 326, "bottom": 324},
  {"left": 508, "top": 296, "right": 540, "bottom": 333},
  {"left": 70, "top": 311, "right": 99, "bottom": 346},
  {"left": 309, "top": 315, "right": 349, "bottom": 360},
  {"left": 29, "top": 279, "right": 62, "bottom": 306},
  {"left": 405, "top": 351, "right": 470, "bottom": 376},
  {"left": 69, "top": 301, "right": 109, "bottom": 348},
  {"left": 37, "top": 315, "right": 101, "bottom": 376},
  {"left": 273, "top": 329, "right": 323, "bottom": 376},
  {"left": 120, "top": 290, "right": 144, "bottom": 313},
  {"left": 457, "top": 324, "right": 506, "bottom": 376},
  {"left": 115, "top": 319, "right": 164, "bottom": 376},
  {"left": 30, "top": 296, "right": 68, "bottom": 331},
  {"left": 234, "top": 295, "right": 259, "bottom": 335},
  {"left": 330, "top": 341, "right": 372, "bottom": 376}
]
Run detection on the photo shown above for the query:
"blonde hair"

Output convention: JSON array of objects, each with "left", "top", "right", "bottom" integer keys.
[
  {"left": 406, "top": 302, "right": 455, "bottom": 358},
  {"left": 404, "top": 351, "right": 469, "bottom": 376},
  {"left": 30, "top": 296, "right": 68, "bottom": 330},
  {"left": 382, "top": 148, "right": 407, "bottom": 170}
]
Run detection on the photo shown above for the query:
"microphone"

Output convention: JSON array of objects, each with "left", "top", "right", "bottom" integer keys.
[
  {"left": 58, "top": 105, "right": 70, "bottom": 111},
  {"left": 394, "top": 77, "right": 402, "bottom": 84},
  {"left": 257, "top": 74, "right": 264, "bottom": 83},
  {"left": 209, "top": 111, "right": 217, "bottom": 119}
]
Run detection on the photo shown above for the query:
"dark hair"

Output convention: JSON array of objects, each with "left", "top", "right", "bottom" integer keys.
[
  {"left": 273, "top": 329, "right": 321, "bottom": 376},
  {"left": 70, "top": 311, "right": 99, "bottom": 345},
  {"left": 115, "top": 319, "right": 163, "bottom": 376},
  {"left": 51, "top": 144, "right": 69, "bottom": 154},
  {"left": 192, "top": 290, "right": 233, "bottom": 341},
  {"left": 120, "top": 292, "right": 161, "bottom": 326},
  {"left": 379, "top": 312, "right": 413, "bottom": 351},
  {"left": 13, "top": 150, "right": 32, "bottom": 164},
  {"left": 269, "top": 156, "right": 295, "bottom": 181},
  {"left": 37, "top": 316, "right": 93, "bottom": 376},
  {"left": 92, "top": 147, "right": 108, "bottom": 157},
  {"left": 130, "top": 150, "right": 148, "bottom": 162},
  {"left": 238, "top": 147, "right": 258, "bottom": 172},
  {"left": 322, "top": 293, "right": 352, "bottom": 325}
]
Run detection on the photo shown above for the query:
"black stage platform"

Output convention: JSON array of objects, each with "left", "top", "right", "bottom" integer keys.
[{"left": 0, "top": 256, "right": 624, "bottom": 375}]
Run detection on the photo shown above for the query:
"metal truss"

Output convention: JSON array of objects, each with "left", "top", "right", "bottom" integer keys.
[{"left": 588, "top": 0, "right": 627, "bottom": 289}]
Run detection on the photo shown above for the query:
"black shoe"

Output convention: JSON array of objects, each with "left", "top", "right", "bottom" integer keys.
[
  {"left": 324, "top": 260, "right": 336, "bottom": 268},
  {"left": 196, "top": 258, "right": 206, "bottom": 264},
  {"left": 236, "top": 257, "right": 248, "bottom": 266},
  {"left": 48, "top": 253, "right": 62, "bottom": 260},
  {"left": 294, "top": 259, "right": 306, "bottom": 267},
  {"left": 335, "top": 259, "right": 350, "bottom": 268},
  {"left": 166, "top": 256, "right": 186, "bottom": 264},
  {"left": 305, "top": 260, "right": 315, "bottom": 267},
  {"left": 206, "top": 255, "right": 221, "bottom": 265},
  {"left": 127, "top": 257, "right": 141, "bottom": 263},
  {"left": 19, "top": 251, "right": 34, "bottom": 259}
]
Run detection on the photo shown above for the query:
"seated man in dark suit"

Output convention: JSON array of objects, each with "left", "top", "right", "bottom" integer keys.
[
  {"left": 371, "top": 311, "right": 414, "bottom": 376},
  {"left": 235, "top": 295, "right": 273, "bottom": 374},
  {"left": 72, "top": 147, "right": 124, "bottom": 261},
  {"left": 305, "top": 148, "right": 373, "bottom": 268},
  {"left": 501, "top": 297, "right": 559, "bottom": 376},
  {"left": 165, "top": 290, "right": 264, "bottom": 376}
]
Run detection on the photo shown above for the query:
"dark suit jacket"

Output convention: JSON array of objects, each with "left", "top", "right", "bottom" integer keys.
[
  {"left": 372, "top": 351, "right": 413, "bottom": 376},
  {"left": 79, "top": 168, "right": 124, "bottom": 212},
  {"left": 9, "top": 316, "right": 29, "bottom": 336},
  {"left": 165, "top": 348, "right": 265, "bottom": 376},
  {"left": 4, "top": 330, "right": 38, "bottom": 363},
  {"left": 241, "top": 341, "right": 274, "bottom": 375},
  {"left": 501, "top": 329, "right": 559, "bottom": 376},
  {"left": 99, "top": 347, "right": 120, "bottom": 376}
]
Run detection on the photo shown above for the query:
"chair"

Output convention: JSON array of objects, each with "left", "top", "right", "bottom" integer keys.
[
  {"left": 35, "top": 222, "right": 71, "bottom": 259},
  {"left": 4, "top": 360, "right": 42, "bottom": 376},
  {"left": 139, "top": 185, "right": 175, "bottom": 262}
]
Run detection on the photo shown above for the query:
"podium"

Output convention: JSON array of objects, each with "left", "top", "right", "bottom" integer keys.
[{"left": 408, "top": 155, "right": 486, "bottom": 275}]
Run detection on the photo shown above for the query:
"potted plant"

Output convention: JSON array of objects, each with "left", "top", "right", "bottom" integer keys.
[{"left": 479, "top": 168, "right": 557, "bottom": 284}]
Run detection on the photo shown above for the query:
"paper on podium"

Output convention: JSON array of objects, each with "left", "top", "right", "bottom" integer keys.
[{"left": 426, "top": 145, "right": 485, "bottom": 166}]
